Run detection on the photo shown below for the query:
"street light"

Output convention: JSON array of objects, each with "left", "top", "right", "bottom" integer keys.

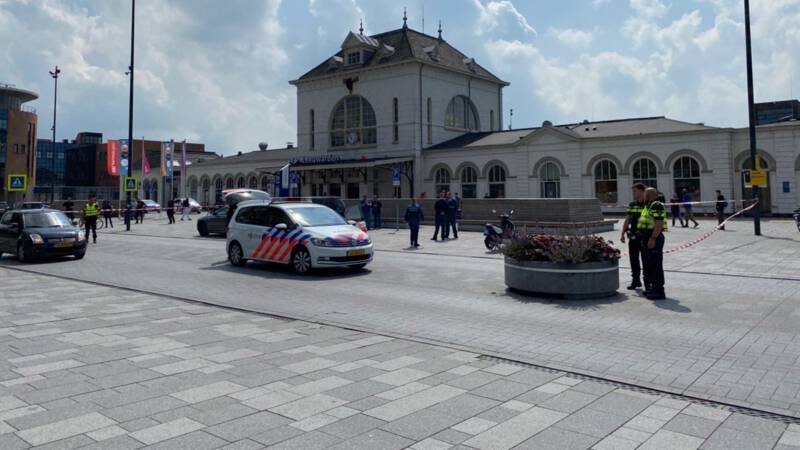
[
  {"left": 125, "top": 0, "right": 135, "bottom": 231},
  {"left": 49, "top": 66, "right": 60, "bottom": 204},
  {"left": 744, "top": 0, "right": 761, "bottom": 236}
]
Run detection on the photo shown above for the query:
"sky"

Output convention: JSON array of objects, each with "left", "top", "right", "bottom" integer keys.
[{"left": 1, "top": 0, "right": 798, "bottom": 155}]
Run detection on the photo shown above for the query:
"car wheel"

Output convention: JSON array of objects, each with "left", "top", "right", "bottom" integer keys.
[
  {"left": 17, "top": 243, "right": 27, "bottom": 263},
  {"left": 228, "top": 241, "right": 246, "bottom": 267},
  {"left": 74, "top": 251, "right": 85, "bottom": 260},
  {"left": 291, "top": 247, "right": 312, "bottom": 274},
  {"left": 198, "top": 222, "right": 209, "bottom": 237}
]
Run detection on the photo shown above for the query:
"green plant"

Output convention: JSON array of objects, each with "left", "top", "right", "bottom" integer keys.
[{"left": 503, "top": 234, "right": 621, "bottom": 264}]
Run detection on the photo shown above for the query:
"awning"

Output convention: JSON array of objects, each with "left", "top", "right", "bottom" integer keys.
[{"left": 256, "top": 156, "right": 412, "bottom": 172}]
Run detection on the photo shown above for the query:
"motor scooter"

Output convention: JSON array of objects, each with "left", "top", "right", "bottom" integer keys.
[
  {"left": 794, "top": 208, "right": 800, "bottom": 232},
  {"left": 484, "top": 209, "right": 515, "bottom": 251}
]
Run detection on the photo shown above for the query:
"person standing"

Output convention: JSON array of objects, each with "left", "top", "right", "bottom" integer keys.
[
  {"left": 715, "top": 190, "right": 728, "bottom": 231},
  {"left": 63, "top": 197, "right": 75, "bottom": 221},
  {"left": 620, "top": 183, "right": 646, "bottom": 290},
  {"left": 360, "top": 196, "right": 372, "bottom": 230},
  {"left": 431, "top": 192, "right": 448, "bottom": 241},
  {"left": 82, "top": 195, "right": 100, "bottom": 244},
  {"left": 404, "top": 198, "right": 424, "bottom": 248},
  {"left": 101, "top": 198, "right": 114, "bottom": 228},
  {"left": 181, "top": 198, "right": 191, "bottom": 221},
  {"left": 166, "top": 198, "right": 176, "bottom": 224},
  {"left": 670, "top": 192, "right": 684, "bottom": 228},
  {"left": 681, "top": 188, "right": 699, "bottom": 228},
  {"left": 638, "top": 187, "right": 667, "bottom": 300},
  {"left": 446, "top": 192, "right": 459, "bottom": 239},
  {"left": 372, "top": 196, "right": 382, "bottom": 229}
]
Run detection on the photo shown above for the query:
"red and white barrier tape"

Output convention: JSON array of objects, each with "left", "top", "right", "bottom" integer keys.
[{"left": 604, "top": 198, "right": 750, "bottom": 209}]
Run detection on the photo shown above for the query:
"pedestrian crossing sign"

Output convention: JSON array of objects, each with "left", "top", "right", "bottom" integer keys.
[
  {"left": 7, "top": 174, "right": 27, "bottom": 192},
  {"left": 124, "top": 176, "right": 138, "bottom": 192}
]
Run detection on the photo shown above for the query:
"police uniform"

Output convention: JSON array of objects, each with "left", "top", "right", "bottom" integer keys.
[
  {"left": 637, "top": 200, "right": 667, "bottom": 299},
  {"left": 625, "top": 201, "right": 644, "bottom": 289},
  {"left": 404, "top": 202, "right": 424, "bottom": 247},
  {"left": 83, "top": 201, "right": 99, "bottom": 243}
]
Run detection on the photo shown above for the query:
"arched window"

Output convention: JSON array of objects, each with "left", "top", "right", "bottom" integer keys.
[
  {"left": 673, "top": 156, "right": 700, "bottom": 200},
  {"left": 445, "top": 95, "right": 479, "bottom": 131},
  {"left": 190, "top": 178, "right": 198, "bottom": 199},
  {"left": 434, "top": 167, "right": 451, "bottom": 194},
  {"left": 202, "top": 179, "right": 210, "bottom": 205},
  {"left": 143, "top": 180, "right": 151, "bottom": 200},
  {"left": 460, "top": 166, "right": 478, "bottom": 199},
  {"left": 152, "top": 181, "right": 158, "bottom": 204},
  {"left": 330, "top": 95, "right": 377, "bottom": 148},
  {"left": 236, "top": 176, "right": 245, "bottom": 189},
  {"left": 594, "top": 160, "right": 618, "bottom": 203},
  {"left": 248, "top": 176, "right": 258, "bottom": 189},
  {"left": 261, "top": 176, "right": 271, "bottom": 193},
  {"left": 488, "top": 165, "right": 506, "bottom": 198},
  {"left": 215, "top": 178, "right": 224, "bottom": 204},
  {"left": 225, "top": 177, "right": 233, "bottom": 190},
  {"left": 540, "top": 162, "right": 561, "bottom": 198},
  {"left": 632, "top": 158, "right": 658, "bottom": 189}
]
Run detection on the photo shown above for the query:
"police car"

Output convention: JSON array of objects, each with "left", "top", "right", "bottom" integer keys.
[{"left": 226, "top": 200, "right": 373, "bottom": 274}]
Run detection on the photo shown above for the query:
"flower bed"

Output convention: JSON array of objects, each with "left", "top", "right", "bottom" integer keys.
[{"left": 503, "top": 234, "right": 620, "bottom": 299}]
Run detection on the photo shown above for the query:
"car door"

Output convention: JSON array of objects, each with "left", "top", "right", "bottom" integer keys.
[
  {"left": 258, "top": 207, "right": 299, "bottom": 263},
  {"left": 0, "top": 212, "right": 14, "bottom": 252}
]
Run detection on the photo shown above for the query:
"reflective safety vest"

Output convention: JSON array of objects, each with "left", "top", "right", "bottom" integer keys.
[
  {"left": 637, "top": 201, "right": 667, "bottom": 232},
  {"left": 83, "top": 202, "right": 99, "bottom": 218}
]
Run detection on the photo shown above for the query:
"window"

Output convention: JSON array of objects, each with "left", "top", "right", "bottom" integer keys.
[
  {"left": 434, "top": 167, "right": 451, "bottom": 194},
  {"left": 490, "top": 110, "right": 495, "bottom": 131},
  {"left": 268, "top": 208, "right": 293, "bottom": 227},
  {"left": 236, "top": 177, "right": 245, "bottom": 189},
  {"left": 225, "top": 177, "right": 234, "bottom": 190},
  {"left": 190, "top": 179, "right": 198, "bottom": 199},
  {"left": 427, "top": 98, "right": 432, "bottom": 144},
  {"left": 310, "top": 109, "right": 315, "bottom": 150},
  {"left": 248, "top": 176, "right": 258, "bottom": 189},
  {"left": 346, "top": 182, "right": 360, "bottom": 199},
  {"left": 392, "top": 98, "right": 399, "bottom": 143},
  {"left": 445, "top": 95, "right": 479, "bottom": 131},
  {"left": 329, "top": 183, "right": 341, "bottom": 197},
  {"left": 460, "top": 166, "right": 478, "bottom": 199},
  {"left": 673, "top": 156, "right": 700, "bottom": 199},
  {"left": 347, "top": 51, "right": 361, "bottom": 65},
  {"left": 236, "top": 206, "right": 271, "bottom": 226},
  {"left": 330, "top": 95, "right": 377, "bottom": 148},
  {"left": 202, "top": 179, "right": 210, "bottom": 205},
  {"left": 594, "top": 160, "right": 618, "bottom": 204},
  {"left": 632, "top": 158, "right": 658, "bottom": 190},
  {"left": 261, "top": 176, "right": 271, "bottom": 192},
  {"left": 0, "top": 118, "right": 6, "bottom": 129},
  {"left": 488, "top": 165, "right": 506, "bottom": 198},
  {"left": 540, "top": 162, "right": 561, "bottom": 198}
]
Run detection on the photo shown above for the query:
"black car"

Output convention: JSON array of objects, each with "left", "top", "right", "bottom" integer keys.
[
  {"left": 197, "top": 207, "right": 229, "bottom": 236},
  {"left": 0, "top": 202, "right": 8, "bottom": 216},
  {"left": 0, "top": 209, "right": 87, "bottom": 262}
]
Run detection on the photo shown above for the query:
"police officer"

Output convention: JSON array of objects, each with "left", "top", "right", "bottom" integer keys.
[
  {"left": 404, "top": 198, "right": 424, "bottom": 248},
  {"left": 637, "top": 187, "right": 667, "bottom": 300},
  {"left": 619, "top": 183, "right": 646, "bottom": 290},
  {"left": 445, "top": 192, "right": 459, "bottom": 239},
  {"left": 82, "top": 195, "right": 100, "bottom": 244}
]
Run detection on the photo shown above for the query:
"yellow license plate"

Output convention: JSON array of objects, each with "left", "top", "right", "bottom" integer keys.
[
  {"left": 54, "top": 241, "right": 73, "bottom": 248},
  {"left": 347, "top": 249, "right": 366, "bottom": 257}
]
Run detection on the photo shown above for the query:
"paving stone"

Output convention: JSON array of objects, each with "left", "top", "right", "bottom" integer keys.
[
  {"left": 500, "top": 399, "right": 533, "bottom": 412},
  {"left": 625, "top": 414, "right": 668, "bottom": 434},
  {"left": 372, "top": 356, "right": 424, "bottom": 371},
  {"left": 103, "top": 395, "right": 188, "bottom": 422},
  {"left": 205, "top": 411, "right": 290, "bottom": 441},
  {"left": 588, "top": 391, "right": 656, "bottom": 419},
  {"left": 452, "top": 417, "right": 497, "bottom": 435},
  {"left": 318, "top": 414, "right": 386, "bottom": 439},
  {"left": 482, "top": 364, "right": 524, "bottom": 376},
  {"left": 328, "top": 428, "right": 413, "bottom": 450},
  {"left": 280, "top": 358, "right": 339, "bottom": 374},
  {"left": 380, "top": 408, "right": 463, "bottom": 441},
  {"left": 701, "top": 427, "right": 780, "bottom": 450},
  {"left": 682, "top": 404, "right": 731, "bottom": 422},
  {"left": 289, "top": 412, "right": 340, "bottom": 431},
  {"left": 536, "top": 389, "right": 598, "bottom": 413},
  {"left": 250, "top": 425, "right": 305, "bottom": 446},
  {"left": 426, "top": 394, "right": 501, "bottom": 420},
  {"left": 470, "top": 379, "right": 531, "bottom": 402},
  {"left": 514, "top": 426, "right": 598, "bottom": 450},
  {"left": 171, "top": 381, "right": 245, "bottom": 404},
  {"left": 664, "top": 413, "right": 723, "bottom": 439},
  {"left": 189, "top": 402, "right": 258, "bottom": 426},
  {"left": 364, "top": 385, "right": 466, "bottom": 421},
  {"left": 269, "top": 393, "right": 348, "bottom": 420},
  {"left": 128, "top": 416, "right": 206, "bottom": 445},
  {"left": 346, "top": 395, "right": 390, "bottom": 411},
  {"left": 79, "top": 435, "right": 143, "bottom": 450},
  {"left": 556, "top": 408, "right": 629, "bottom": 438},
  {"left": 593, "top": 435, "right": 640, "bottom": 450},
  {"left": 325, "top": 380, "right": 393, "bottom": 401},
  {"left": 371, "top": 368, "right": 431, "bottom": 386},
  {"left": 505, "top": 368, "right": 562, "bottom": 387},
  {"left": 12, "top": 359, "right": 85, "bottom": 377},
  {"left": 287, "top": 376, "right": 353, "bottom": 396},
  {"left": 266, "top": 430, "right": 342, "bottom": 450},
  {"left": 778, "top": 431, "right": 800, "bottom": 447},
  {"left": 85, "top": 425, "right": 128, "bottom": 441},
  {"left": 411, "top": 437, "right": 453, "bottom": 450},
  {"left": 30, "top": 434, "right": 94, "bottom": 450},
  {"left": 15, "top": 412, "right": 116, "bottom": 446},
  {"left": 476, "top": 405, "right": 519, "bottom": 424},
  {"left": 445, "top": 372, "right": 501, "bottom": 390},
  {"left": 144, "top": 430, "right": 229, "bottom": 450},
  {"left": 0, "top": 432, "right": 29, "bottom": 450},
  {"left": 639, "top": 429, "right": 705, "bottom": 450},
  {"left": 242, "top": 389, "right": 303, "bottom": 410},
  {"left": 465, "top": 406, "right": 567, "bottom": 450},
  {"left": 719, "top": 412, "right": 786, "bottom": 437},
  {"left": 432, "top": 428, "right": 472, "bottom": 445},
  {"left": 218, "top": 438, "right": 267, "bottom": 450}
]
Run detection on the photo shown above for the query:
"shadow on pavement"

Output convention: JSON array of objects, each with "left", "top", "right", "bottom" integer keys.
[
  {"left": 501, "top": 288, "right": 627, "bottom": 311},
  {"left": 200, "top": 259, "right": 372, "bottom": 282},
  {"left": 651, "top": 297, "right": 692, "bottom": 313}
]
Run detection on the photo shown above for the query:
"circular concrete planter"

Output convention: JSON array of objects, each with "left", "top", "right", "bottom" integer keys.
[{"left": 504, "top": 257, "right": 619, "bottom": 299}]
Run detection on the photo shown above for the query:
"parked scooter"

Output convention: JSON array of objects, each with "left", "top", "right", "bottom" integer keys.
[
  {"left": 794, "top": 208, "right": 800, "bottom": 232},
  {"left": 484, "top": 209, "right": 515, "bottom": 251}
]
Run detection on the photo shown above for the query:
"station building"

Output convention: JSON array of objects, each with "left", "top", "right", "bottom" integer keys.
[{"left": 147, "top": 21, "right": 800, "bottom": 215}]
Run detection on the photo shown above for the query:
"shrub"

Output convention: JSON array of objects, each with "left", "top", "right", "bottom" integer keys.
[{"left": 503, "top": 234, "right": 621, "bottom": 264}]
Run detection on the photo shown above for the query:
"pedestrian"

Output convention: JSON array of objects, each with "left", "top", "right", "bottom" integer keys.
[
  {"left": 372, "top": 196, "right": 382, "bottom": 229},
  {"left": 404, "top": 197, "right": 424, "bottom": 248},
  {"left": 181, "top": 198, "right": 191, "bottom": 221},
  {"left": 101, "top": 198, "right": 114, "bottom": 228},
  {"left": 446, "top": 192, "right": 459, "bottom": 239},
  {"left": 82, "top": 195, "right": 99, "bottom": 244},
  {"left": 681, "top": 188, "right": 699, "bottom": 228},
  {"left": 715, "top": 190, "right": 728, "bottom": 231},
  {"left": 226, "top": 203, "right": 236, "bottom": 227},
  {"left": 360, "top": 196, "right": 372, "bottom": 230},
  {"left": 124, "top": 201, "right": 133, "bottom": 228},
  {"left": 135, "top": 198, "right": 146, "bottom": 224},
  {"left": 63, "top": 197, "right": 75, "bottom": 221},
  {"left": 620, "top": 183, "right": 646, "bottom": 290},
  {"left": 431, "top": 192, "right": 448, "bottom": 241},
  {"left": 670, "top": 192, "right": 684, "bottom": 227},
  {"left": 166, "top": 198, "right": 176, "bottom": 224},
  {"left": 638, "top": 187, "right": 667, "bottom": 300}
]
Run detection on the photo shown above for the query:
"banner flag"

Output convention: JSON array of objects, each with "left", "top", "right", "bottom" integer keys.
[
  {"left": 142, "top": 141, "right": 152, "bottom": 176},
  {"left": 181, "top": 140, "right": 187, "bottom": 172},
  {"left": 280, "top": 164, "right": 290, "bottom": 189},
  {"left": 119, "top": 139, "right": 130, "bottom": 176},
  {"left": 162, "top": 141, "right": 173, "bottom": 177},
  {"left": 107, "top": 140, "right": 119, "bottom": 176}
]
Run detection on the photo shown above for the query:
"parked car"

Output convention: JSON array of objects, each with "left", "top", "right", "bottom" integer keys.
[
  {"left": 197, "top": 207, "right": 229, "bottom": 236},
  {"left": 0, "top": 209, "right": 87, "bottom": 262},
  {"left": 141, "top": 199, "right": 161, "bottom": 213},
  {"left": 0, "top": 202, "right": 8, "bottom": 216},
  {"left": 173, "top": 197, "right": 202, "bottom": 213},
  {"left": 13, "top": 202, "right": 48, "bottom": 210}
]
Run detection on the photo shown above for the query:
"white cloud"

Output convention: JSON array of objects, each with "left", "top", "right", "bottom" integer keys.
[
  {"left": 473, "top": 0, "right": 537, "bottom": 36},
  {"left": 549, "top": 28, "right": 594, "bottom": 48},
  {"left": 629, "top": 0, "right": 668, "bottom": 19}
]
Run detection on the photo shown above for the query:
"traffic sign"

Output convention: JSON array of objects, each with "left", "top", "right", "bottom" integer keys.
[
  {"left": 124, "top": 176, "right": 138, "bottom": 192},
  {"left": 392, "top": 168, "right": 401, "bottom": 187},
  {"left": 7, "top": 174, "right": 27, "bottom": 192},
  {"left": 744, "top": 170, "right": 767, "bottom": 188}
]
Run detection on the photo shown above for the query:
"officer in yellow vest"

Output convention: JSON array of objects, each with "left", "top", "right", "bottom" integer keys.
[
  {"left": 620, "top": 183, "right": 646, "bottom": 290},
  {"left": 637, "top": 187, "right": 667, "bottom": 300},
  {"left": 82, "top": 195, "right": 100, "bottom": 244}
]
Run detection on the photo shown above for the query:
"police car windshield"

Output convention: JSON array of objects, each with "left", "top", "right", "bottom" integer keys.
[
  {"left": 285, "top": 207, "right": 346, "bottom": 227},
  {"left": 24, "top": 212, "right": 72, "bottom": 228}
]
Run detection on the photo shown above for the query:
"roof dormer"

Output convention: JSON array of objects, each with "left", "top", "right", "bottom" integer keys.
[{"left": 341, "top": 31, "right": 380, "bottom": 67}]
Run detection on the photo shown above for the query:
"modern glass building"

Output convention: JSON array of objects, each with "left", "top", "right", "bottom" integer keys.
[{"left": 0, "top": 84, "right": 38, "bottom": 202}]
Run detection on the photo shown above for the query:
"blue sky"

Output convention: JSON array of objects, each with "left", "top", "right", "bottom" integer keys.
[{"left": 1, "top": 0, "right": 798, "bottom": 154}]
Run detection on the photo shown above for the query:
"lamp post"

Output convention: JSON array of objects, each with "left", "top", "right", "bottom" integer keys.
[
  {"left": 744, "top": 0, "right": 761, "bottom": 236},
  {"left": 48, "top": 66, "right": 60, "bottom": 204},
  {"left": 125, "top": 0, "right": 135, "bottom": 231}
]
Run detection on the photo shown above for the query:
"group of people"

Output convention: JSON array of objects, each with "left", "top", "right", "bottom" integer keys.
[
  {"left": 359, "top": 196, "right": 383, "bottom": 230},
  {"left": 166, "top": 198, "right": 193, "bottom": 224},
  {"left": 401, "top": 191, "right": 462, "bottom": 248}
]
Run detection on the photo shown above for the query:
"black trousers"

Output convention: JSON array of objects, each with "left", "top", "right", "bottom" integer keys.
[
  {"left": 448, "top": 215, "right": 458, "bottom": 238},
  {"left": 716, "top": 211, "right": 725, "bottom": 230},
  {"left": 627, "top": 237, "right": 642, "bottom": 284},
  {"left": 84, "top": 217, "right": 97, "bottom": 242},
  {"left": 641, "top": 233, "right": 665, "bottom": 293},
  {"left": 167, "top": 211, "right": 175, "bottom": 224},
  {"left": 409, "top": 223, "right": 420, "bottom": 245},
  {"left": 432, "top": 215, "right": 446, "bottom": 239},
  {"left": 104, "top": 215, "right": 113, "bottom": 228}
]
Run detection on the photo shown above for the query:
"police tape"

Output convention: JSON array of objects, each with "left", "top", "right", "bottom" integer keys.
[
  {"left": 620, "top": 200, "right": 759, "bottom": 257},
  {"left": 604, "top": 198, "right": 753, "bottom": 209}
]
